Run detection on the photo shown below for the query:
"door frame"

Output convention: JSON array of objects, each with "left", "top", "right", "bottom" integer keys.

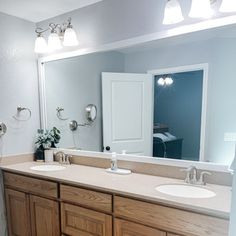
[{"left": 148, "top": 63, "right": 208, "bottom": 162}]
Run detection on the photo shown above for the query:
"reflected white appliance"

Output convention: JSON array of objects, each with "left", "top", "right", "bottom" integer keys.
[{"left": 102, "top": 72, "right": 153, "bottom": 156}]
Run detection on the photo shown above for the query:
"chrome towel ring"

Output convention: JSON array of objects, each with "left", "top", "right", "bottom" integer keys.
[{"left": 12, "top": 106, "right": 32, "bottom": 121}]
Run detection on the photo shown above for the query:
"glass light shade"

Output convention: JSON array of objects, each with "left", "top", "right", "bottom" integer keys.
[
  {"left": 165, "top": 77, "right": 174, "bottom": 85},
  {"left": 63, "top": 27, "right": 79, "bottom": 46},
  {"left": 34, "top": 36, "right": 48, "bottom": 53},
  {"left": 189, "top": 0, "right": 214, "bottom": 18},
  {"left": 158, "top": 78, "right": 165, "bottom": 86},
  {"left": 48, "top": 32, "right": 62, "bottom": 52},
  {"left": 220, "top": 0, "right": 236, "bottom": 12},
  {"left": 163, "top": 0, "right": 184, "bottom": 25}
]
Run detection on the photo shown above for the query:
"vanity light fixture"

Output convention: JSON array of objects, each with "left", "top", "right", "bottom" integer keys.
[
  {"left": 189, "top": 0, "right": 214, "bottom": 18},
  {"left": 34, "top": 34, "right": 48, "bottom": 54},
  {"left": 220, "top": 0, "right": 236, "bottom": 12},
  {"left": 163, "top": 0, "right": 184, "bottom": 25},
  {"left": 34, "top": 18, "right": 78, "bottom": 54}
]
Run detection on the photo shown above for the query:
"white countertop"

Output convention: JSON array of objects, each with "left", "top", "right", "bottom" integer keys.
[{"left": 0, "top": 162, "right": 232, "bottom": 219}]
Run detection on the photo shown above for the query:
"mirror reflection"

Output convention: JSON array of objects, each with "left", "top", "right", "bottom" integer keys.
[
  {"left": 44, "top": 24, "right": 236, "bottom": 165},
  {"left": 154, "top": 71, "right": 203, "bottom": 161}
]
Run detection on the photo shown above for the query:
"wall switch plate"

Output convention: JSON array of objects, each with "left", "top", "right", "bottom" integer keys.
[{"left": 224, "top": 132, "right": 236, "bottom": 142}]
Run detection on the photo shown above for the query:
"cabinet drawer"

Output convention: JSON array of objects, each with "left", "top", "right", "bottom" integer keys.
[
  {"left": 115, "top": 218, "right": 166, "bottom": 236},
  {"left": 4, "top": 172, "right": 58, "bottom": 198},
  {"left": 114, "top": 196, "right": 229, "bottom": 236},
  {"left": 60, "top": 184, "right": 112, "bottom": 212},
  {"left": 61, "top": 202, "right": 112, "bottom": 236}
]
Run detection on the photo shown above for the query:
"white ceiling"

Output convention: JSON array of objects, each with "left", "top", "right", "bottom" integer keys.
[{"left": 0, "top": 0, "right": 103, "bottom": 23}]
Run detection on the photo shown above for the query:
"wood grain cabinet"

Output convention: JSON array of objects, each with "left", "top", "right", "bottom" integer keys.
[
  {"left": 5, "top": 189, "right": 60, "bottom": 236},
  {"left": 115, "top": 218, "right": 166, "bottom": 236},
  {"left": 30, "top": 195, "right": 60, "bottom": 236},
  {"left": 3, "top": 171, "right": 229, "bottom": 236},
  {"left": 5, "top": 188, "right": 31, "bottom": 236},
  {"left": 61, "top": 202, "right": 112, "bottom": 236},
  {"left": 167, "top": 234, "right": 181, "bottom": 236}
]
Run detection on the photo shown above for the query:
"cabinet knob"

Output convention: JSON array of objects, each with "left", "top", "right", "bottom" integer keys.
[{"left": 105, "top": 146, "right": 111, "bottom": 151}]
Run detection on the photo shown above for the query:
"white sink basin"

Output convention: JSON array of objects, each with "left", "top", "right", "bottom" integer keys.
[
  {"left": 156, "top": 184, "right": 216, "bottom": 199},
  {"left": 30, "top": 165, "right": 66, "bottom": 172}
]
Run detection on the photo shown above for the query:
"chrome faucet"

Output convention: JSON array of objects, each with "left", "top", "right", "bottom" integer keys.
[
  {"left": 181, "top": 166, "right": 211, "bottom": 185},
  {"left": 55, "top": 151, "right": 71, "bottom": 165}
]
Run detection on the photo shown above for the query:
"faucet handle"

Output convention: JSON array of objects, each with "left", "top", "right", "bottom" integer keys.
[
  {"left": 65, "top": 154, "right": 72, "bottom": 165},
  {"left": 199, "top": 171, "right": 212, "bottom": 185},
  {"left": 180, "top": 168, "right": 191, "bottom": 183},
  {"left": 55, "top": 151, "right": 65, "bottom": 164}
]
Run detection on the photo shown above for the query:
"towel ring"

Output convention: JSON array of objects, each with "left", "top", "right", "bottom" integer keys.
[
  {"left": 12, "top": 107, "right": 31, "bottom": 122},
  {"left": 56, "top": 107, "right": 69, "bottom": 121}
]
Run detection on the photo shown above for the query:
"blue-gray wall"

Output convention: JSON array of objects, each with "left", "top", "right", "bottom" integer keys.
[
  {"left": 0, "top": 12, "right": 39, "bottom": 236},
  {"left": 154, "top": 71, "right": 203, "bottom": 161},
  {"left": 0, "top": 12, "right": 39, "bottom": 156},
  {"left": 45, "top": 51, "right": 124, "bottom": 151}
]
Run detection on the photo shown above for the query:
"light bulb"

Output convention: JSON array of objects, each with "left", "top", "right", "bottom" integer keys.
[
  {"left": 163, "top": 0, "right": 184, "bottom": 25},
  {"left": 158, "top": 78, "right": 165, "bottom": 86},
  {"left": 34, "top": 35, "right": 48, "bottom": 54},
  {"left": 220, "top": 0, "right": 236, "bottom": 13},
  {"left": 165, "top": 77, "right": 174, "bottom": 85},
  {"left": 63, "top": 27, "right": 79, "bottom": 46},
  {"left": 189, "top": 0, "right": 214, "bottom": 18},
  {"left": 48, "top": 32, "right": 62, "bottom": 52}
]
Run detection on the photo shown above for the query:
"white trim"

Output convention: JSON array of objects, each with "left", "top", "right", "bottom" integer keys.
[
  {"left": 148, "top": 63, "right": 209, "bottom": 162},
  {"left": 53, "top": 148, "right": 229, "bottom": 173},
  {"left": 38, "top": 15, "right": 236, "bottom": 64},
  {"left": 38, "top": 61, "right": 47, "bottom": 129}
]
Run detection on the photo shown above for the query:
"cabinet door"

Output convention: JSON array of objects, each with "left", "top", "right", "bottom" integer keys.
[
  {"left": 30, "top": 195, "right": 60, "bottom": 236},
  {"left": 115, "top": 219, "right": 166, "bottom": 236},
  {"left": 5, "top": 188, "right": 31, "bottom": 236},
  {"left": 61, "top": 202, "right": 112, "bottom": 236}
]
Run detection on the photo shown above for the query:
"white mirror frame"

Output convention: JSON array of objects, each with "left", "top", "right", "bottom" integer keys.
[{"left": 38, "top": 16, "right": 236, "bottom": 172}]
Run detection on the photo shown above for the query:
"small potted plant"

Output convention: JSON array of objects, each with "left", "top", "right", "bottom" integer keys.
[
  {"left": 34, "top": 127, "right": 61, "bottom": 161},
  {"left": 50, "top": 127, "right": 61, "bottom": 148}
]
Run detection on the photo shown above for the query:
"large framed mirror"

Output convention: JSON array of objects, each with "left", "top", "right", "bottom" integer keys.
[{"left": 38, "top": 23, "right": 236, "bottom": 168}]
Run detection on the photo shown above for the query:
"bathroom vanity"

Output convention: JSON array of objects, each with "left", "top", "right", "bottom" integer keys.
[{"left": 1, "top": 162, "right": 230, "bottom": 236}]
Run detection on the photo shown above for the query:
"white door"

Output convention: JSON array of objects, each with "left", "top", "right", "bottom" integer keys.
[{"left": 102, "top": 72, "right": 153, "bottom": 156}]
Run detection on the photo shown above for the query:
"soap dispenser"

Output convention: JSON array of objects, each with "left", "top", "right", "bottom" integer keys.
[
  {"left": 106, "top": 152, "right": 131, "bottom": 175},
  {"left": 111, "top": 152, "right": 118, "bottom": 171}
]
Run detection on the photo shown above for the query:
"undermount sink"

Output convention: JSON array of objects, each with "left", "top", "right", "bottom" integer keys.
[
  {"left": 156, "top": 184, "right": 216, "bottom": 199},
  {"left": 30, "top": 165, "right": 66, "bottom": 172}
]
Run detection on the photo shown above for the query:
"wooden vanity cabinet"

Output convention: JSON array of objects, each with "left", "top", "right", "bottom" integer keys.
[
  {"left": 114, "top": 218, "right": 166, "bottom": 236},
  {"left": 3, "top": 171, "right": 229, "bottom": 236},
  {"left": 167, "top": 234, "right": 181, "bottom": 236},
  {"left": 61, "top": 202, "right": 112, "bottom": 236},
  {"left": 5, "top": 188, "right": 31, "bottom": 236},
  {"left": 30, "top": 195, "right": 60, "bottom": 236},
  {"left": 3, "top": 172, "right": 60, "bottom": 236},
  {"left": 114, "top": 196, "right": 229, "bottom": 236}
]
